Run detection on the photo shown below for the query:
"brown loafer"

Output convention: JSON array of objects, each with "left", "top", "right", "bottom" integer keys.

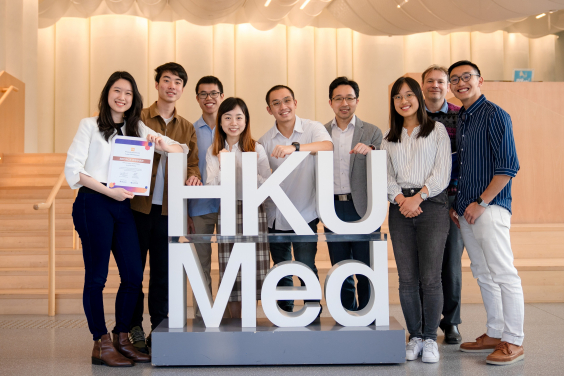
[
  {"left": 460, "top": 333, "right": 501, "bottom": 353},
  {"left": 113, "top": 332, "right": 152, "bottom": 363},
  {"left": 486, "top": 341, "right": 524, "bottom": 365},
  {"left": 92, "top": 333, "right": 134, "bottom": 367}
]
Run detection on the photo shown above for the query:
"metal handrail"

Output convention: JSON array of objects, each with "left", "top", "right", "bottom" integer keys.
[
  {"left": 0, "top": 85, "right": 19, "bottom": 107},
  {"left": 33, "top": 170, "right": 79, "bottom": 316}
]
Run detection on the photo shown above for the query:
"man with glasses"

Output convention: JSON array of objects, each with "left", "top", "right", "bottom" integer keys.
[
  {"left": 258, "top": 85, "right": 333, "bottom": 314},
  {"left": 322, "top": 76, "right": 382, "bottom": 312},
  {"left": 448, "top": 60, "right": 524, "bottom": 365},
  {"left": 190, "top": 76, "right": 225, "bottom": 319},
  {"left": 129, "top": 62, "right": 201, "bottom": 353},
  {"left": 421, "top": 65, "right": 464, "bottom": 345}
]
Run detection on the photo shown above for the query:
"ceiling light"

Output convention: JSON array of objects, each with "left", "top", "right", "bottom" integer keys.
[
  {"left": 300, "top": 0, "right": 311, "bottom": 10},
  {"left": 536, "top": 13, "right": 546, "bottom": 19},
  {"left": 264, "top": 0, "right": 272, "bottom": 6}
]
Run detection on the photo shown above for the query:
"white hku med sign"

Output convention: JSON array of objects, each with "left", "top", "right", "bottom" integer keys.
[{"left": 168, "top": 151, "right": 388, "bottom": 329}]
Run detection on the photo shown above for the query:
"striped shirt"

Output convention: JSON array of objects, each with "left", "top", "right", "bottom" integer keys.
[
  {"left": 454, "top": 95, "right": 520, "bottom": 216},
  {"left": 381, "top": 122, "right": 451, "bottom": 204}
]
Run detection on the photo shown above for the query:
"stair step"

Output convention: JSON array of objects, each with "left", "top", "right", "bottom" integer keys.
[
  {"left": 1, "top": 153, "right": 67, "bottom": 165},
  {"left": 0, "top": 175, "right": 71, "bottom": 188},
  {"left": 0, "top": 231, "right": 73, "bottom": 249},
  {"left": 0, "top": 186, "right": 74, "bottom": 200},
  {"left": 0, "top": 164, "right": 63, "bottom": 176}
]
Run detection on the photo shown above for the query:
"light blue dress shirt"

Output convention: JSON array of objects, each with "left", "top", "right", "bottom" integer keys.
[{"left": 188, "top": 116, "right": 220, "bottom": 217}]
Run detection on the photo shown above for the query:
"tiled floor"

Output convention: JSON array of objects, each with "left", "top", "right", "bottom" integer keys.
[{"left": 1, "top": 303, "right": 562, "bottom": 376}]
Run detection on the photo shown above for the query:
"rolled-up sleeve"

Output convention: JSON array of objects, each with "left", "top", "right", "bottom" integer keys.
[
  {"left": 140, "top": 122, "right": 189, "bottom": 155},
  {"left": 64, "top": 118, "right": 92, "bottom": 189},
  {"left": 489, "top": 110, "right": 519, "bottom": 178},
  {"left": 424, "top": 123, "right": 452, "bottom": 197},
  {"left": 205, "top": 147, "right": 221, "bottom": 186},
  {"left": 381, "top": 138, "right": 402, "bottom": 203}
]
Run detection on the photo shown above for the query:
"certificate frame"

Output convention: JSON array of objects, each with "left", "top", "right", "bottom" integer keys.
[{"left": 107, "top": 135, "right": 155, "bottom": 196}]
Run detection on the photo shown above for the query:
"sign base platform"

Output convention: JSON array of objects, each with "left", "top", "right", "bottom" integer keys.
[{"left": 152, "top": 317, "right": 406, "bottom": 366}]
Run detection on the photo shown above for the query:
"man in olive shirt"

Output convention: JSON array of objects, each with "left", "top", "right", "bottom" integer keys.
[{"left": 129, "top": 62, "right": 201, "bottom": 352}]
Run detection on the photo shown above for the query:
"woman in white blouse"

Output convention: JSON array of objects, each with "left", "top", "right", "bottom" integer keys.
[
  {"left": 381, "top": 76, "right": 451, "bottom": 364},
  {"left": 206, "top": 97, "right": 271, "bottom": 319},
  {"left": 65, "top": 71, "right": 186, "bottom": 367}
]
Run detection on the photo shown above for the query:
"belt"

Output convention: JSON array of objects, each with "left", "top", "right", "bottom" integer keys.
[
  {"left": 334, "top": 193, "right": 352, "bottom": 201},
  {"left": 79, "top": 183, "right": 107, "bottom": 195},
  {"left": 401, "top": 188, "right": 423, "bottom": 198}
]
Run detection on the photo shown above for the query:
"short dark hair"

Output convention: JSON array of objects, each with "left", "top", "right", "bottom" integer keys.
[
  {"left": 329, "top": 77, "right": 359, "bottom": 99},
  {"left": 154, "top": 62, "right": 188, "bottom": 87},
  {"left": 448, "top": 60, "right": 481, "bottom": 78},
  {"left": 195, "top": 76, "right": 224, "bottom": 95},
  {"left": 385, "top": 76, "right": 435, "bottom": 143},
  {"left": 265, "top": 85, "right": 295, "bottom": 105}
]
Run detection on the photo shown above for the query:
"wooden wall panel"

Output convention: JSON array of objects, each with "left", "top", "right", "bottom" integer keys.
[{"left": 0, "top": 71, "right": 25, "bottom": 154}]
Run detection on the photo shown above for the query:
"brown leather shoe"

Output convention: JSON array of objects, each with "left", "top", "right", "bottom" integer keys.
[
  {"left": 92, "top": 333, "right": 134, "bottom": 367},
  {"left": 460, "top": 333, "right": 501, "bottom": 353},
  {"left": 113, "top": 332, "right": 151, "bottom": 363},
  {"left": 486, "top": 342, "right": 524, "bottom": 365}
]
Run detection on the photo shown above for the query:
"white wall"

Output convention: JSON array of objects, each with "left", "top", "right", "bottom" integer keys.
[
  {"left": 0, "top": 0, "right": 38, "bottom": 152},
  {"left": 36, "top": 15, "right": 561, "bottom": 152}
]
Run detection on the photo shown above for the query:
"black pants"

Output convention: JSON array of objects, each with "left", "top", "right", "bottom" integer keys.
[
  {"left": 323, "top": 200, "right": 371, "bottom": 311},
  {"left": 130, "top": 205, "right": 169, "bottom": 331},
  {"left": 72, "top": 192, "right": 143, "bottom": 341}
]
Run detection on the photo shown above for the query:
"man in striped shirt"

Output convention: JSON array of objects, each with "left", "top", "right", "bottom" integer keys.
[{"left": 448, "top": 60, "right": 524, "bottom": 365}]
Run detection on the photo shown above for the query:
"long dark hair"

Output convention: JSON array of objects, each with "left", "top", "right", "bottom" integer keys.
[
  {"left": 385, "top": 76, "right": 435, "bottom": 143},
  {"left": 212, "top": 97, "right": 256, "bottom": 155},
  {"left": 97, "top": 71, "right": 143, "bottom": 142}
]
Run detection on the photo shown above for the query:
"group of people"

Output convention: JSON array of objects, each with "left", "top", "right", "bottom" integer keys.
[{"left": 64, "top": 59, "right": 524, "bottom": 367}]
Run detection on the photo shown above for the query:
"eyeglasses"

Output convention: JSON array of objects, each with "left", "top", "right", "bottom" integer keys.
[
  {"left": 392, "top": 92, "right": 416, "bottom": 102},
  {"left": 332, "top": 96, "right": 357, "bottom": 104},
  {"left": 270, "top": 96, "right": 294, "bottom": 108},
  {"left": 197, "top": 91, "right": 222, "bottom": 99},
  {"left": 449, "top": 73, "right": 480, "bottom": 85}
]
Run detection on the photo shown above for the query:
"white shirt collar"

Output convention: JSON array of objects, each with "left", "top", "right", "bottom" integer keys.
[
  {"left": 331, "top": 115, "right": 356, "bottom": 130},
  {"left": 272, "top": 115, "right": 303, "bottom": 139}
]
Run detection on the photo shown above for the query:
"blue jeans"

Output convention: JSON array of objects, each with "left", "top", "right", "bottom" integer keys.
[
  {"left": 268, "top": 218, "right": 319, "bottom": 312},
  {"left": 72, "top": 191, "right": 143, "bottom": 341},
  {"left": 323, "top": 200, "right": 371, "bottom": 311}
]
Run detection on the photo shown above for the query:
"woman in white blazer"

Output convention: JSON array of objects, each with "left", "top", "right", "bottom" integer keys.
[{"left": 65, "top": 71, "right": 187, "bottom": 367}]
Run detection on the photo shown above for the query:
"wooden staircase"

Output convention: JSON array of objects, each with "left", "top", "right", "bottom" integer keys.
[{"left": 1, "top": 153, "right": 563, "bottom": 315}]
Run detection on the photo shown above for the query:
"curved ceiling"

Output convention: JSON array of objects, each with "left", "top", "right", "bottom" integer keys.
[{"left": 39, "top": 0, "right": 564, "bottom": 38}]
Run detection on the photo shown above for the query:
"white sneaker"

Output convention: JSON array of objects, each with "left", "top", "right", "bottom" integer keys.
[
  {"left": 406, "top": 337, "right": 424, "bottom": 361},
  {"left": 422, "top": 339, "right": 440, "bottom": 363}
]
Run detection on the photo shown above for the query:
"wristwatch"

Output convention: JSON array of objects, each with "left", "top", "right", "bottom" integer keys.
[
  {"left": 418, "top": 192, "right": 428, "bottom": 201},
  {"left": 291, "top": 142, "right": 300, "bottom": 151},
  {"left": 477, "top": 196, "right": 489, "bottom": 208}
]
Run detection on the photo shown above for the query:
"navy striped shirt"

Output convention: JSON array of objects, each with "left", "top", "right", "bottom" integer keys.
[{"left": 454, "top": 95, "right": 520, "bottom": 216}]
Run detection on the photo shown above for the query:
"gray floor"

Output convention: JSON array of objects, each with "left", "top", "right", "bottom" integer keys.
[{"left": 1, "top": 303, "right": 563, "bottom": 376}]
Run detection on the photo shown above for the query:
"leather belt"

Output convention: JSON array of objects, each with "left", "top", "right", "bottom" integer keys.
[
  {"left": 79, "top": 183, "right": 107, "bottom": 195},
  {"left": 334, "top": 193, "right": 352, "bottom": 201},
  {"left": 401, "top": 188, "right": 423, "bottom": 198}
]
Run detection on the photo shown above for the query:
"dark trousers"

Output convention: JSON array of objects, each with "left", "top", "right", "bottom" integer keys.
[
  {"left": 421, "top": 195, "right": 465, "bottom": 328},
  {"left": 72, "top": 192, "right": 143, "bottom": 341},
  {"left": 323, "top": 200, "right": 371, "bottom": 311},
  {"left": 268, "top": 218, "right": 320, "bottom": 312},
  {"left": 130, "top": 205, "right": 169, "bottom": 331},
  {"left": 441, "top": 195, "right": 464, "bottom": 326},
  {"left": 388, "top": 193, "right": 449, "bottom": 341}
]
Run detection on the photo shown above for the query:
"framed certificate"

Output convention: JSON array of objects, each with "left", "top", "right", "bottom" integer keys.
[{"left": 107, "top": 136, "right": 155, "bottom": 196}]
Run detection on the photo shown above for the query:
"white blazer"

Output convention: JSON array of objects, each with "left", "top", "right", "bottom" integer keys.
[{"left": 64, "top": 116, "right": 188, "bottom": 189}]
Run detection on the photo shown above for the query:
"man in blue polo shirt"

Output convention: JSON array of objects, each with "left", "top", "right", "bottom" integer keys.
[
  {"left": 448, "top": 60, "right": 524, "bottom": 366},
  {"left": 189, "top": 76, "right": 224, "bottom": 319}
]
